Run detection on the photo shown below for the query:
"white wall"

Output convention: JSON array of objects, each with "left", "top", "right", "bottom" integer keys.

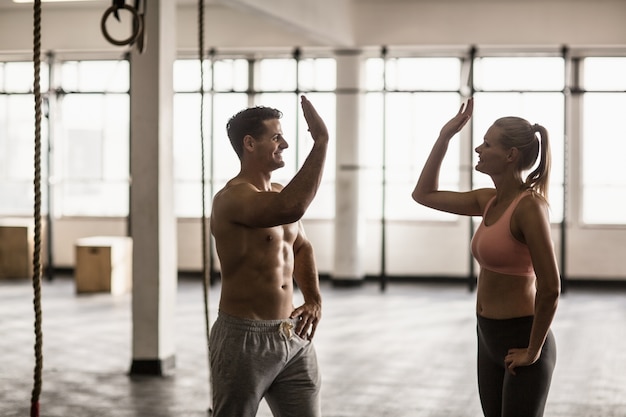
[
  {"left": 354, "top": 0, "right": 626, "bottom": 47},
  {"left": 1, "top": 0, "right": 625, "bottom": 280},
  {"left": 3, "top": 0, "right": 625, "bottom": 52}
]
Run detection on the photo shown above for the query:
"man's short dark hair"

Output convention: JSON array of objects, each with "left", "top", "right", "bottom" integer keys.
[{"left": 226, "top": 106, "right": 283, "bottom": 159}]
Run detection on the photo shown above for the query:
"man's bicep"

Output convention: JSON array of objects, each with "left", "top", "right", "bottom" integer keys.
[{"left": 293, "top": 221, "right": 312, "bottom": 256}]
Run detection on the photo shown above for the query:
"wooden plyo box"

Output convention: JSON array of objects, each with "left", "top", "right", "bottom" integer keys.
[
  {"left": 0, "top": 218, "right": 34, "bottom": 279},
  {"left": 75, "top": 236, "right": 132, "bottom": 295}
]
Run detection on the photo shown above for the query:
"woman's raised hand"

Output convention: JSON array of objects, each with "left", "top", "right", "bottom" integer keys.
[{"left": 439, "top": 97, "right": 473, "bottom": 140}]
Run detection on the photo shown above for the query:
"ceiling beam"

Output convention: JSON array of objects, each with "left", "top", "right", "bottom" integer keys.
[{"left": 217, "top": 0, "right": 354, "bottom": 47}]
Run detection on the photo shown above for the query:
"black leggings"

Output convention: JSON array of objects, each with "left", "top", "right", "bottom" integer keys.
[{"left": 477, "top": 315, "right": 556, "bottom": 417}]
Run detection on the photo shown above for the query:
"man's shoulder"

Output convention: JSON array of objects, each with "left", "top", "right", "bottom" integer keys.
[
  {"left": 212, "top": 180, "right": 266, "bottom": 218},
  {"left": 216, "top": 179, "right": 285, "bottom": 197},
  {"left": 215, "top": 180, "right": 257, "bottom": 198},
  {"left": 271, "top": 182, "right": 284, "bottom": 192}
]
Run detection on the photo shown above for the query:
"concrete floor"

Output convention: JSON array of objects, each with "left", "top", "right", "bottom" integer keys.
[{"left": 1, "top": 275, "right": 626, "bottom": 417}]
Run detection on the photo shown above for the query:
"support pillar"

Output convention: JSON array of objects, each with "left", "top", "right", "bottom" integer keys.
[
  {"left": 333, "top": 50, "right": 366, "bottom": 285},
  {"left": 129, "top": 0, "right": 177, "bottom": 376}
]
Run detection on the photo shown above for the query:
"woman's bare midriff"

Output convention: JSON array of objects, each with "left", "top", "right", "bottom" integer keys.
[{"left": 476, "top": 268, "right": 537, "bottom": 319}]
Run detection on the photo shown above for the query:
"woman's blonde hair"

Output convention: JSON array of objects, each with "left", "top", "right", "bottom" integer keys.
[{"left": 494, "top": 116, "right": 551, "bottom": 200}]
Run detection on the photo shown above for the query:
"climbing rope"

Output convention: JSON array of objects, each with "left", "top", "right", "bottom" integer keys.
[
  {"left": 31, "top": 1, "right": 44, "bottom": 416},
  {"left": 198, "top": 0, "right": 213, "bottom": 412}
]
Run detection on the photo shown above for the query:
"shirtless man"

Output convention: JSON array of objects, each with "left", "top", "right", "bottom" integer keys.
[{"left": 209, "top": 96, "right": 329, "bottom": 417}]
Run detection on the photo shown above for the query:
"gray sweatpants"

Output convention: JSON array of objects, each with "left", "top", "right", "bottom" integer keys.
[{"left": 209, "top": 312, "right": 321, "bottom": 417}]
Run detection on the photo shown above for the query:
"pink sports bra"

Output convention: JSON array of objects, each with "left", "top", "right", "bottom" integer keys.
[{"left": 470, "top": 191, "right": 535, "bottom": 277}]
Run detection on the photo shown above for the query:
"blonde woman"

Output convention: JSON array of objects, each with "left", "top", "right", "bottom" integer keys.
[{"left": 412, "top": 97, "right": 559, "bottom": 417}]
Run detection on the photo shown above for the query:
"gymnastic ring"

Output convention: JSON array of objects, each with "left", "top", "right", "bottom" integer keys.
[{"left": 101, "top": 4, "right": 143, "bottom": 47}]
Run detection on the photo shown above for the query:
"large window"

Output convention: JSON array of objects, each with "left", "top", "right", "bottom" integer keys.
[
  {"left": 1, "top": 51, "right": 622, "bottom": 227},
  {"left": 257, "top": 58, "right": 337, "bottom": 219},
  {"left": 173, "top": 56, "right": 337, "bottom": 219},
  {"left": 0, "top": 59, "right": 129, "bottom": 218},
  {"left": 472, "top": 56, "right": 565, "bottom": 222},
  {"left": 0, "top": 61, "right": 49, "bottom": 215},
  {"left": 173, "top": 58, "right": 247, "bottom": 218},
  {"left": 363, "top": 55, "right": 566, "bottom": 222},
  {"left": 364, "top": 57, "right": 463, "bottom": 221},
  {"left": 0, "top": 54, "right": 337, "bottom": 219},
  {"left": 56, "top": 60, "right": 130, "bottom": 216},
  {"left": 581, "top": 57, "right": 626, "bottom": 224}
]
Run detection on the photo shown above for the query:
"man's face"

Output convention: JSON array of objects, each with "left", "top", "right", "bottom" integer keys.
[{"left": 255, "top": 119, "right": 288, "bottom": 170}]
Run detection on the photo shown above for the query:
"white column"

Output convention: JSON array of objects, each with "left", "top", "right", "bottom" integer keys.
[
  {"left": 333, "top": 50, "right": 366, "bottom": 285},
  {"left": 129, "top": 0, "right": 177, "bottom": 375}
]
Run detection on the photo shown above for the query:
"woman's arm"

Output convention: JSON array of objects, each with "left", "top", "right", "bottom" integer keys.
[
  {"left": 505, "top": 195, "right": 560, "bottom": 374},
  {"left": 412, "top": 98, "right": 486, "bottom": 216}
]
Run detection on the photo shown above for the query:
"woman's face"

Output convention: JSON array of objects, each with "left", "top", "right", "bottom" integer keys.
[{"left": 474, "top": 125, "right": 510, "bottom": 175}]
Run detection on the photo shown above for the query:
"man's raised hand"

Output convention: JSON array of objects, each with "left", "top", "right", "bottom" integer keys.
[{"left": 301, "top": 95, "right": 329, "bottom": 145}]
